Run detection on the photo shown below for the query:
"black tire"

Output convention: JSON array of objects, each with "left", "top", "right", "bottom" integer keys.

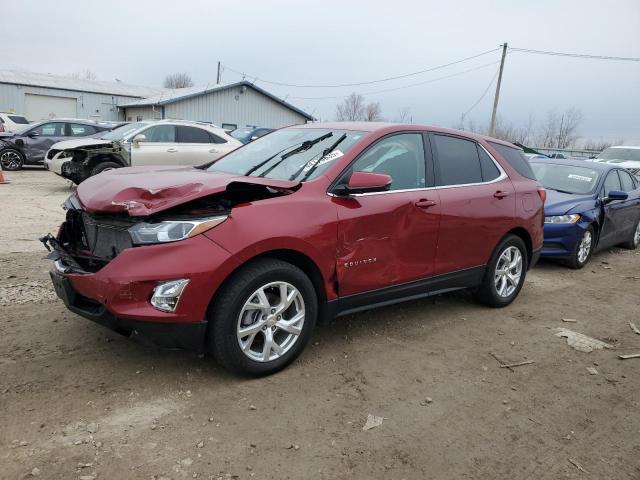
[
  {"left": 565, "top": 225, "right": 594, "bottom": 269},
  {"left": 474, "top": 234, "right": 528, "bottom": 308},
  {"left": 207, "top": 258, "right": 317, "bottom": 376},
  {"left": 0, "top": 148, "right": 24, "bottom": 171},
  {"left": 621, "top": 218, "right": 640, "bottom": 250},
  {"left": 90, "top": 161, "right": 121, "bottom": 177}
]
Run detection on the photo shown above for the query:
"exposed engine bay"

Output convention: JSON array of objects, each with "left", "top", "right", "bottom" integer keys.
[{"left": 48, "top": 141, "right": 129, "bottom": 184}]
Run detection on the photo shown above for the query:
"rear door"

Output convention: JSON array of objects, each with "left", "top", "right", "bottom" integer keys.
[
  {"left": 130, "top": 124, "right": 178, "bottom": 166},
  {"left": 176, "top": 126, "right": 227, "bottom": 165},
  {"left": 333, "top": 132, "right": 441, "bottom": 296},
  {"left": 430, "top": 134, "right": 515, "bottom": 275}
]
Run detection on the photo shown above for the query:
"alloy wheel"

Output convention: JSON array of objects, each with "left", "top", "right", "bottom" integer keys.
[
  {"left": 0, "top": 151, "right": 22, "bottom": 170},
  {"left": 494, "top": 246, "right": 523, "bottom": 298},
  {"left": 577, "top": 230, "right": 592, "bottom": 264},
  {"left": 236, "top": 281, "right": 305, "bottom": 362}
]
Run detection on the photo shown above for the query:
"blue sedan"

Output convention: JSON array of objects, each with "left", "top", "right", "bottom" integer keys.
[{"left": 530, "top": 158, "right": 640, "bottom": 268}]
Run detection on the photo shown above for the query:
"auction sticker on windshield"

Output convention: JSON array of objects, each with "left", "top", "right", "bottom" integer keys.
[
  {"left": 303, "top": 150, "right": 344, "bottom": 172},
  {"left": 568, "top": 174, "right": 594, "bottom": 182}
]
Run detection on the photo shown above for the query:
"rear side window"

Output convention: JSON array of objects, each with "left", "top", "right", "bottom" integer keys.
[
  {"left": 68, "top": 123, "right": 96, "bottom": 136},
  {"left": 618, "top": 170, "right": 636, "bottom": 192},
  {"left": 489, "top": 142, "right": 536, "bottom": 180},
  {"left": 477, "top": 146, "right": 501, "bottom": 181},
  {"left": 432, "top": 134, "right": 482, "bottom": 186},
  {"left": 178, "top": 126, "right": 212, "bottom": 143}
]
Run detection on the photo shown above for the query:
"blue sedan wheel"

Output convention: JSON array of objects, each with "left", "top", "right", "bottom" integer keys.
[
  {"left": 568, "top": 226, "right": 594, "bottom": 269},
  {"left": 622, "top": 220, "right": 640, "bottom": 250}
]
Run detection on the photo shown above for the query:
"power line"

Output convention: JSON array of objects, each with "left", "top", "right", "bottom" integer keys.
[
  {"left": 284, "top": 61, "right": 501, "bottom": 100},
  {"left": 462, "top": 65, "right": 501, "bottom": 118},
  {"left": 223, "top": 48, "right": 500, "bottom": 88},
  {"left": 509, "top": 47, "right": 640, "bottom": 62}
]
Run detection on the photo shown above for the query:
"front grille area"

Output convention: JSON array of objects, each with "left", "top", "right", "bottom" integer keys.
[{"left": 61, "top": 209, "right": 136, "bottom": 271}]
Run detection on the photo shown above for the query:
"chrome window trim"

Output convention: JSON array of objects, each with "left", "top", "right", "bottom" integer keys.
[{"left": 328, "top": 142, "right": 508, "bottom": 198}]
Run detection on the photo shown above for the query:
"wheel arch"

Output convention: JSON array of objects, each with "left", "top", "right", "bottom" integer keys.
[
  {"left": 207, "top": 248, "right": 330, "bottom": 325},
  {"left": 505, "top": 227, "right": 532, "bottom": 268},
  {"left": 85, "top": 152, "right": 127, "bottom": 171}
]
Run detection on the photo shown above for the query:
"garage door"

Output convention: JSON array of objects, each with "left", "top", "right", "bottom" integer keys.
[{"left": 25, "top": 94, "right": 77, "bottom": 121}]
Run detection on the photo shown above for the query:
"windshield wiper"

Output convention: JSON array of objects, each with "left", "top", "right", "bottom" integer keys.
[
  {"left": 290, "top": 133, "right": 348, "bottom": 182},
  {"left": 258, "top": 132, "right": 334, "bottom": 178}
]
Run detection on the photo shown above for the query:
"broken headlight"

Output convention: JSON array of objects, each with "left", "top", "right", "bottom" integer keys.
[{"left": 128, "top": 216, "right": 227, "bottom": 245}]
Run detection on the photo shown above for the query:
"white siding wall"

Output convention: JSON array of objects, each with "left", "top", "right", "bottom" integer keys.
[
  {"left": 0, "top": 83, "right": 142, "bottom": 121},
  {"left": 161, "top": 87, "right": 308, "bottom": 129}
]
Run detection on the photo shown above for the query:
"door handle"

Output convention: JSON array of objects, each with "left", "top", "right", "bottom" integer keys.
[
  {"left": 414, "top": 199, "right": 437, "bottom": 209},
  {"left": 493, "top": 190, "right": 510, "bottom": 199},
  {"left": 209, "top": 148, "right": 219, "bottom": 154},
  {"left": 167, "top": 148, "right": 178, "bottom": 153}
]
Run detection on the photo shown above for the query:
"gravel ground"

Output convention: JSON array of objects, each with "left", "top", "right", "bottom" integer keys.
[{"left": 1, "top": 170, "right": 640, "bottom": 480}]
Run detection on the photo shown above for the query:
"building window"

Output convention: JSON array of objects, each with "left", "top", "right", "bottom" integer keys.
[
  {"left": 222, "top": 123, "right": 237, "bottom": 131},
  {"left": 136, "top": 115, "right": 143, "bottom": 121}
]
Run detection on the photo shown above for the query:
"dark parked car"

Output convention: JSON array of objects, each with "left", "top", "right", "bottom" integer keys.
[
  {"left": 230, "top": 127, "right": 273, "bottom": 144},
  {"left": 43, "top": 122, "right": 544, "bottom": 375},
  {"left": 531, "top": 158, "right": 640, "bottom": 268},
  {"left": 0, "top": 119, "right": 111, "bottom": 170}
]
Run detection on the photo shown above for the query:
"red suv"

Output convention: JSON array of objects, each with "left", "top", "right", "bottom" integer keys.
[{"left": 43, "top": 123, "right": 544, "bottom": 375}]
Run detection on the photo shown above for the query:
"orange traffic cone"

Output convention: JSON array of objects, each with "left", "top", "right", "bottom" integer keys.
[{"left": 0, "top": 163, "right": 9, "bottom": 184}]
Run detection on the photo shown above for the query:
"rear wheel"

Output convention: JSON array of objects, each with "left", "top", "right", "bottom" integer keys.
[
  {"left": 90, "top": 161, "right": 121, "bottom": 177},
  {"left": 621, "top": 219, "right": 640, "bottom": 250},
  {"left": 566, "top": 226, "right": 594, "bottom": 269},
  {"left": 0, "top": 148, "right": 24, "bottom": 170},
  {"left": 207, "top": 259, "right": 317, "bottom": 376},
  {"left": 474, "top": 235, "right": 528, "bottom": 307}
]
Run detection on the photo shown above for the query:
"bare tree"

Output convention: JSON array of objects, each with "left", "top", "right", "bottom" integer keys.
[
  {"left": 363, "top": 102, "right": 383, "bottom": 122},
  {"left": 396, "top": 107, "right": 411, "bottom": 123},
  {"left": 163, "top": 73, "right": 194, "bottom": 89},
  {"left": 70, "top": 69, "right": 97, "bottom": 81},
  {"left": 536, "top": 108, "right": 582, "bottom": 148},
  {"left": 336, "top": 93, "right": 366, "bottom": 121}
]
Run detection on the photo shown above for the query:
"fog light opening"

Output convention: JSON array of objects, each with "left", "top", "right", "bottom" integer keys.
[{"left": 150, "top": 279, "right": 189, "bottom": 313}]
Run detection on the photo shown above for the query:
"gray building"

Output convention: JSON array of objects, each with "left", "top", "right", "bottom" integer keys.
[
  {"left": 0, "top": 70, "right": 162, "bottom": 122},
  {"left": 120, "top": 81, "right": 313, "bottom": 130}
]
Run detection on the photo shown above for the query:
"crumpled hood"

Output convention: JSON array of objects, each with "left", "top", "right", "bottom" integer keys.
[
  {"left": 76, "top": 166, "right": 300, "bottom": 216},
  {"left": 50, "top": 137, "right": 114, "bottom": 151},
  {"left": 544, "top": 189, "right": 596, "bottom": 216}
]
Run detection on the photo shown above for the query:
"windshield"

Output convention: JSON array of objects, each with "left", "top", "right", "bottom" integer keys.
[
  {"left": 207, "top": 128, "right": 365, "bottom": 181},
  {"left": 531, "top": 162, "right": 600, "bottom": 195},
  {"left": 100, "top": 122, "right": 147, "bottom": 141},
  {"left": 596, "top": 147, "right": 640, "bottom": 162},
  {"left": 230, "top": 128, "right": 252, "bottom": 140}
]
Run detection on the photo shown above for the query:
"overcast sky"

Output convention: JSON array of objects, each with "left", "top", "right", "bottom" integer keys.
[{"left": 4, "top": 0, "right": 640, "bottom": 144}]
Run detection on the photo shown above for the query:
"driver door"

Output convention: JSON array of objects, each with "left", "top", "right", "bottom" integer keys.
[
  {"left": 25, "top": 122, "right": 67, "bottom": 161},
  {"left": 599, "top": 170, "right": 627, "bottom": 248},
  {"left": 332, "top": 132, "right": 441, "bottom": 296}
]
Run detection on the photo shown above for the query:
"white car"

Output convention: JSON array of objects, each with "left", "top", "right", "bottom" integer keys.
[
  {"left": 590, "top": 146, "right": 640, "bottom": 178},
  {"left": 44, "top": 120, "right": 242, "bottom": 184},
  {"left": 0, "top": 112, "right": 30, "bottom": 133}
]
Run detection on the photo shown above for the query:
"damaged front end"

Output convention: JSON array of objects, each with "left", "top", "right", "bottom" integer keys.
[{"left": 48, "top": 142, "right": 129, "bottom": 184}]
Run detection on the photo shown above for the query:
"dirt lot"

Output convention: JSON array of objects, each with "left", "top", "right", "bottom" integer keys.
[{"left": 1, "top": 169, "right": 639, "bottom": 480}]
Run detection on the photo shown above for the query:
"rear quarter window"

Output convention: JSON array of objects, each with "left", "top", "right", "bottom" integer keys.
[{"left": 489, "top": 142, "right": 536, "bottom": 180}]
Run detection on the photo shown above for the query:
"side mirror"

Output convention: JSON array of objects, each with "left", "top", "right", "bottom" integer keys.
[
  {"left": 337, "top": 171, "right": 392, "bottom": 195},
  {"left": 605, "top": 190, "right": 628, "bottom": 202},
  {"left": 132, "top": 134, "right": 146, "bottom": 146},
  {"left": 28, "top": 131, "right": 40, "bottom": 138}
]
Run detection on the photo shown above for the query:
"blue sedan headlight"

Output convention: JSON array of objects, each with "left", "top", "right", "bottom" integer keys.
[{"left": 544, "top": 214, "right": 581, "bottom": 224}]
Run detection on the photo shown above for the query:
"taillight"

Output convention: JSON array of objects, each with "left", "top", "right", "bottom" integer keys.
[
  {"left": 537, "top": 186, "right": 547, "bottom": 203},
  {"left": 0, "top": 124, "right": 4, "bottom": 132}
]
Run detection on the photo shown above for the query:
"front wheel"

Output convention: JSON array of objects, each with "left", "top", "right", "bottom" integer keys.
[
  {"left": 90, "top": 161, "right": 121, "bottom": 177},
  {"left": 566, "top": 226, "right": 594, "bottom": 269},
  {"left": 207, "top": 259, "right": 317, "bottom": 376},
  {"left": 0, "top": 148, "right": 24, "bottom": 170},
  {"left": 474, "top": 235, "right": 528, "bottom": 307}
]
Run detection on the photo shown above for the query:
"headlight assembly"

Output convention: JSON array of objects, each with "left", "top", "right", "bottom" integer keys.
[
  {"left": 128, "top": 215, "right": 227, "bottom": 245},
  {"left": 544, "top": 214, "right": 581, "bottom": 224}
]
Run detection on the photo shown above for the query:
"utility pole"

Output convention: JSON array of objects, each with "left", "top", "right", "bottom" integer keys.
[
  {"left": 216, "top": 61, "right": 221, "bottom": 85},
  {"left": 489, "top": 42, "right": 508, "bottom": 137}
]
